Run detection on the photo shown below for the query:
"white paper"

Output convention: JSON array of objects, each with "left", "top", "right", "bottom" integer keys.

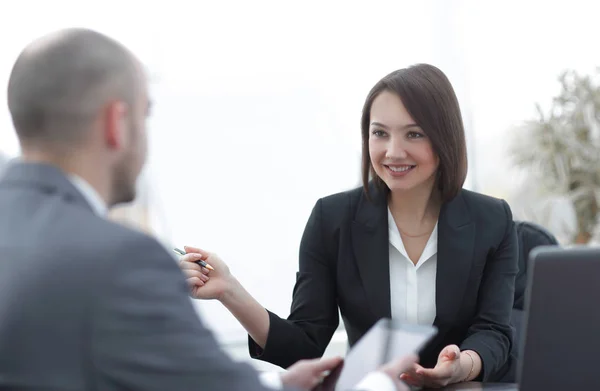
[{"left": 334, "top": 319, "right": 436, "bottom": 391}]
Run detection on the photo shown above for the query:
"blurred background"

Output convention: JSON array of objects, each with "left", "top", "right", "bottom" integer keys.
[{"left": 1, "top": 0, "right": 599, "bottom": 371}]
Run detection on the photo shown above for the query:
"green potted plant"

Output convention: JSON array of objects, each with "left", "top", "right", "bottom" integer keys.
[{"left": 511, "top": 69, "right": 600, "bottom": 244}]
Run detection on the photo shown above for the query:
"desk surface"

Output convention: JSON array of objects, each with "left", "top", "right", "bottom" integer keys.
[{"left": 426, "top": 383, "right": 518, "bottom": 391}]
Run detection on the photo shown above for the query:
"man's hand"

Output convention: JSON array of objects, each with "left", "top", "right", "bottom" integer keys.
[{"left": 281, "top": 356, "right": 343, "bottom": 390}]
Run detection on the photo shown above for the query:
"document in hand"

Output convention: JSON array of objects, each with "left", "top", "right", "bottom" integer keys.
[{"left": 315, "top": 318, "right": 437, "bottom": 391}]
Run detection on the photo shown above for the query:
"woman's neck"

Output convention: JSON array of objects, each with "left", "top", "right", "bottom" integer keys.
[{"left": 388, "top": 181, "right": 441, "bottom": 233}]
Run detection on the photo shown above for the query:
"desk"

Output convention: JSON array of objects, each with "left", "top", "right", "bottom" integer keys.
[{"left": 426, "top": 383, "right": 518, "bottom": 390}]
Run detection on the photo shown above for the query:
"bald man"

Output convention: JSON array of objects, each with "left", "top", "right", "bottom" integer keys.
[{"left": 0, "top": 29, "right": 415, "bottom": 391}]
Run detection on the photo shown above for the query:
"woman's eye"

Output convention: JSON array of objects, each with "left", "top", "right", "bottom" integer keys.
[{"left": 407, "top": 131, "right": 424, "bottom": 139}]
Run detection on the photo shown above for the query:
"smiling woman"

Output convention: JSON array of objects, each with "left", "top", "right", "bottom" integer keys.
[
  {"left": 180, "top": 63, "right": 519, "bottom": 389},
  {"left": 368, "top": 92, "right": 439, "bottom": 189}
]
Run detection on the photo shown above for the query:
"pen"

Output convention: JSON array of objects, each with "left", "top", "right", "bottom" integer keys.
[{"left": 173, "top": 247, "right": 215, "bottom": 271}]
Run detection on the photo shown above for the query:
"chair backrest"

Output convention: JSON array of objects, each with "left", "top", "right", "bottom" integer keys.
[
  {"left": 513, "top": 221, "right": 559, "bottom": 310},
  {"left": 495, "top": 221, "right": 560, "bottom": 383}
]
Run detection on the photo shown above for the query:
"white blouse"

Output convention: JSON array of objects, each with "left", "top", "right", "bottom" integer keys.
[{"left": 388, "top": 208, "right": 438, "bottom": 326}]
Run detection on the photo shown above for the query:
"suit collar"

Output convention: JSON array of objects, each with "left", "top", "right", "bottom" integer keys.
[
  {"left": 351, "top": 185, "right": 476, "bottom": 326},
  {"left": 353, "top": 184, "right": 472, "bottom": 230},
  {"left": 351, "top": 183, "right": 392, "bottom": 319},
  {"left": 68, "top": 174, "right": 107, "bottom": 216},
  {"left": 0, "top": 161, "right": 95, "bottom": 214},
  {"left": 354, "top": 182, "right": 388, "bottom": 230},
  {"left": 439, "top": 190, "right": 472, "bottom": 228}
]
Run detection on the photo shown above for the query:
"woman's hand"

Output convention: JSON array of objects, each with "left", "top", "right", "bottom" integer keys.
[
  {"left": 400, "top": 345, "right": 477, "bottom": 388},
  {"left": 379, "top": 354, "right": 419, "bottom": 391},
  {"left": 178, "top": 246, "right": 236, "bottom": 301},
  {"left": 178, "top": 245, "right": 271, "bottom": 347}
]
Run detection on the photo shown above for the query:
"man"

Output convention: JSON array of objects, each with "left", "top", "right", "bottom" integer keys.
[
  {"left": 0, "top": 152, "right": 7, "bottom": 175},
  {"left": 0, "top": 28, "right": 414, "bottom": 390}
]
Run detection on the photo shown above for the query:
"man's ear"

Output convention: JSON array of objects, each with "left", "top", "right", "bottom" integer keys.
[{"left": 104, "top": 101, "right": 128, "bottom": 149}]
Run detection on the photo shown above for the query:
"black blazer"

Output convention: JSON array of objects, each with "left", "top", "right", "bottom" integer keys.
[{"left": 249, "top": 184, "right": 518, "bottom": 382}]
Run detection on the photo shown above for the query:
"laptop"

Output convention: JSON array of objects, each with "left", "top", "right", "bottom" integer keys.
[
  {"left": 424, "top": 246, "right": 600, "bottom": 391},
  {"left": 445, "top": 246, "right": 600, "bottom": 391},
  {"left": 513, "top": 245, "right": 600, "bottom": 390}
]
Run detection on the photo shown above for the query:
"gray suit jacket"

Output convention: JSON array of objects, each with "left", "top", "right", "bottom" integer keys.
[{"left": 0, "top": 162, "right": 287, "bottom": 391}]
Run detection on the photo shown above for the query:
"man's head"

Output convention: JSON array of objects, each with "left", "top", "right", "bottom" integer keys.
[{"left": 7, "top": 28, "right": 150, "bottom": 206}]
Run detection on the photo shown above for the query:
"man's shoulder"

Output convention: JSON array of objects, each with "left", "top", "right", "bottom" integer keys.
[
  {"left": 41, "top": 206, "right": 173, "bottom": 275},
  {"left": 84, "top": 215, "right": 171, "bottom": 262}
]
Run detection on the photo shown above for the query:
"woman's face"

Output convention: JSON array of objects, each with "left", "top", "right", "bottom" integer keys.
[{"left": 368, "top": 91, "right": 439, "bottom": 194}]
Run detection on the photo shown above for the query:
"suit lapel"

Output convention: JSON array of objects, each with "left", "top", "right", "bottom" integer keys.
[
  {"left": 351, "top": 185, "right": 392, "bottom": 320},
  {"left": 434, "top": 191, "right": 475, "bottom": 327}
]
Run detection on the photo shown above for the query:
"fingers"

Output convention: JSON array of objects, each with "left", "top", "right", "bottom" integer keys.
[
  {"left": 439, "top": 345, "right": 461, "bottom": 361},
  {"left": 180, "top": 261, "right": 207, "bottom": 275},
  {"left": 389, "top": 354, "right": 419, "bottom": 375},
  {"left": 180, "top": 263, "right": 211, "bottom": 278},
  {"left": 309, "top": 356, "right": 343, "bottom": 373},
  {"left": 400, "top": 363, "right": 425, "bottom": 385},
  {"left": 415, "top": 361, "right": 455, "bottom": 384},
  {"left": 283, "top": 357, "right": 343, "bottom": 391},
  {"left": 179, "top": 261, "right": 201, "bottom": 272},
  {"left": 184, "top": 246, "right": 210, "bottom": 257},
  {"left": 415, "top": 366, "right": 446, "bottom": 380},
  {"left": 183, "top": 246, "right": 223, "bottom": 272},
  {"left": 381, "top": 354, "right": 420, "bottom": 387},
  {"left": 179, "top": 254, "right": 212, "bottom": 276},
  {"left": 399, "top": 372, "right": 423, "bottom": 387},
  {"left": 179, "top": 252, "right": 206, "bottom": 265},
  {"left": 407, "top": 354, "right": 457, "bottom": 388},
  {"left": 184, "top": 269, "right": 209, "bottom": 282},
  {"left": 186, "top": 276, "right": 204, "bottom": 287}
]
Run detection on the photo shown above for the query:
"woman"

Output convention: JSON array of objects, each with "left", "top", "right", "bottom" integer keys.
[{"left": 180, "top": 64, "right": 518, "bottom": 388}]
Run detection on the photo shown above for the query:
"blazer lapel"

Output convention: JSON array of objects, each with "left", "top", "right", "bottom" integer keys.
[
  {"left": 434, "top": 191, "right": 475, "bottom": 327},
  {"left": 351, "top": 185, "right": 391, "bottom": 320}
]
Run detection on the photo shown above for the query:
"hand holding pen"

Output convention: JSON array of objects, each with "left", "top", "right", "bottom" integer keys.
[
  {"left": 175, "top": 246, "right": 235, "bottom": 301},
  {"left": 173, "top": 247, "right": 214, "bottom": 270}
]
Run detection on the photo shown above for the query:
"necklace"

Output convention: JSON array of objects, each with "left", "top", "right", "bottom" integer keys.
[{"left": 399, "top": 228, "right": 433, "bottom": 238}]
